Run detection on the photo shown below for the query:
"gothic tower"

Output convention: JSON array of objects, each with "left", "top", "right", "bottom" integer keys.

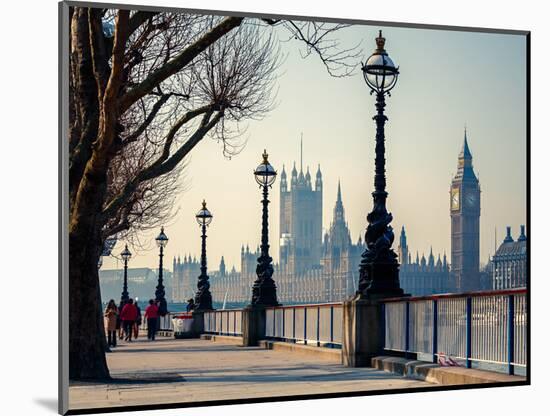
[
  {"left": 323, "top": 182, "right": 353, "bottom": 300},
  {"left": 450, "top": 128, "right": 481, "bottom": 292},
  {"left": 398, "top": 226, "right": 409, "bottom": 266},
  {"left": 279, "top": 137, "right": 322, "bottom": 274}
]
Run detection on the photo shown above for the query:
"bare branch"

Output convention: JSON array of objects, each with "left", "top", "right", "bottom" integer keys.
[
  {"left": 119, "top": 16, "right": 244, "bottom": 113},
  {"left": 282, "top": 20, "right": 363, "bottom": 77}
]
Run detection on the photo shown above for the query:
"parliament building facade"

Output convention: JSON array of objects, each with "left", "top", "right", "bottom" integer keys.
[{"left": 172, "top": 132, "right": 521, "bottom": 304}]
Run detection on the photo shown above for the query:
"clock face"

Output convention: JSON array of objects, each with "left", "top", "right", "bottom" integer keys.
[
  {"left": 466, "top": 192, "right": 477, "bottom": 207},
  {"left": 451, "top": 188, "right": 460, "bottom": 210}
]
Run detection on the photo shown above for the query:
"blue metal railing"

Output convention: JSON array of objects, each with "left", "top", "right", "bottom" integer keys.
[
  {"left": 203, "top": 309, "right": 243, "bottom": 336},
  {"left": 382, "top": 288, "right": 527, "bottom": 375},
  {"left": 265, "top": 302, "right": 343, "bottom": 347}
]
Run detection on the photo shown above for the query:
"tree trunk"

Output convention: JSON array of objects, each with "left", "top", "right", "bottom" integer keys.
[
  {"left": 69, "top": 156, "right": 112, "bottom": 379},
  {"left": 69, "top": 227, "right": 110, "bottom": 380}
]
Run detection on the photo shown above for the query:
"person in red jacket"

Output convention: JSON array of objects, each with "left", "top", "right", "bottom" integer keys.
[
  {"left": 120, "top": 298, "right": 138, "bottom": 342},
  {"left": 144, "top": 299, "right": 159, "bottom": 341}
]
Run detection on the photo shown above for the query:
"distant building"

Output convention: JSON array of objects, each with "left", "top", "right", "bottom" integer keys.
[
  {"left": 492, "top": 225, "right": 527, "bottom": 290},
  {"left": 171, "top": 131, "right": 518, "bottom": 304},
  {"left": 450, "top": 129, "right": 482, "bottom": 292},
  {"left": 99, "top": 267, "right": 173, "bottom": 303},
  {"left": 398, "top": 227, "right": 454, "bottom": 295},
  {"left": 279, "top": 141, "right": 323, "bottom": 275},
  {"left": 172, "top": 255, "right": 200, "bottom": 302},
  {"left": 173, "top": 175, "right": 363, "bottom": 304},
  {"left": 205, "top": 182, "right": 363, "bottom": 304}
]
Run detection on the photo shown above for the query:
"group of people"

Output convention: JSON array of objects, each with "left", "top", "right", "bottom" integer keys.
[{"left": 103, "top": 298, "right": 163, "bottom": 348}]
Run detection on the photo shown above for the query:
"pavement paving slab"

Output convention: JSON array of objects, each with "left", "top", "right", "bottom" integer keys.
[{"left": 69, "top": 338, "right": 435, "bottom": 411}]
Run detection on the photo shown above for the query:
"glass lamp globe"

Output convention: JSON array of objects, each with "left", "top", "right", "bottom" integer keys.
[
  {"left": 254, "top": 149, "right": 277, "bottom": 187},
  {"left": 120, "top": 244, "right": 132, "bottom": 262},
  {"left": 361, "top": 30, "right": 399, "bottom": 93},
  {"left": 195, "top": 200, "right": 213, "bottom": 226},
  {"left": 155, "top": 226, "right": 169, "bottom": 248}
]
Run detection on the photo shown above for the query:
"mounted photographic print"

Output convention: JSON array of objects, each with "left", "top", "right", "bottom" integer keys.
[{"left": 59, "top": 1, "right": 530, "bottom": 414}]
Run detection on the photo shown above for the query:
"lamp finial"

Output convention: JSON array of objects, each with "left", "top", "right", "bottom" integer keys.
[{"left": 375, "top": 30, "right": 386, "bottom": 53}]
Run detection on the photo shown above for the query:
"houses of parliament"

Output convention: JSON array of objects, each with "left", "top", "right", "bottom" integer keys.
[{"left": 171, "top": 131, "right": 505, "bottom": 304}]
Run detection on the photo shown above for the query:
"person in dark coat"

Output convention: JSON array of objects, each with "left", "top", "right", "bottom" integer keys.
[
  {"left": 117, "top": 299, "right": 126, "bottom": 340},
  {"left": 133, "top": 298, "right": 142, "bottom": 339}
]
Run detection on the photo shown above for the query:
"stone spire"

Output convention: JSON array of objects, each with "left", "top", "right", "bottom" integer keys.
[
  {"left": 459, "top": 125, "right": 473, "bottom": 160},
  {"left": 518, "top": 224, "right": 527, "bottom": 241},
  {"left": 305, "top": 166, "right": 312, "bottom": 189},
  {"left": 315, "top": 163, "right": 322, "bottom": 192},
  {"left": 453, "top": 126, "right": 478, "bottom": 184},
  {"left": 280, "top": 164, "right": 287, "bottom": 192},
  {"left": 219, "top": 256, "right": 226, "bottom": 277},
  {"left": 333, "top": 180, "right": 344, "bottom": 222},
  {"left": 504, "top": 226, "right": 514, "bottom": 243},
  {"left": 291, "top": 162, "right": 297, "bottom": 189},
  {"left": 398, "top": 226, "right": 408, "bottom": 266}
]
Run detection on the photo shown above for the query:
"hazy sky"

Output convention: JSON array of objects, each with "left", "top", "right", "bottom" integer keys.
[{"left": 102, "top": 21, "right": 527, "bottom": 273}]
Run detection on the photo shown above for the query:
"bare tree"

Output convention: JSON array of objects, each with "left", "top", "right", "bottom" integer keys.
[{"left": 67, "top": 6, "right": 360, "bottom": 380}]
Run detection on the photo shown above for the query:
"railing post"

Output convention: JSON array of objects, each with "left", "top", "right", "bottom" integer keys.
[
  {"left": 405, "top": 301, "right": 410, "bottom": 357},
  {"left": 432, "top": 299, "right": 438, "bottom": 364},
  {"left": 292, "top": 307, "right": 296, "bottom": 343},
  {"left": 508, "top": 295, "right": 515, "bottom": 375},
  {"left": 381, "top": 302, "right": 386, "bottom": 353},
  {"left": 234, "top": 310, "right": 237, "bottom": 335},
  {"left": 304, "top": 308, "right": 308, "bottom": 345},
  {"left": 273, "top": 307, "right": 276, "bottom": 338},
  {"left": 317, "top": 306, "right": 321, "bottom": 347},
  {"left": 282, "top": 307, "right": 285, "bottom": 341},
  {"left": 466, "top": 297, "right": 472, "bottom": 368},
  {"left": 330, "top": 305, "right": 334, "bottom": 345}
]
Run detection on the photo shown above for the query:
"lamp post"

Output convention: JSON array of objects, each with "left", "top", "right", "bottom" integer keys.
[
  {"left": 120, "top": 244, "right": 132, "bottom": 304},
  {"left": 155, "top": 227, "right": 169, "bottom": 316},
  {"left": 194, "top": 200, "right": 214, "bottom": 311},
  {"left": 357, "top": 30, "right": 404, "bottom": 298},
  {"left": 250, "top": 150, "right": 280, "bottom": 306}
]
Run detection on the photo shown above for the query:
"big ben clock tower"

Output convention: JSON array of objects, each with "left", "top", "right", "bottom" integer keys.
[{"left": 450, "top": 128, "right": 481, "bottom": 292}]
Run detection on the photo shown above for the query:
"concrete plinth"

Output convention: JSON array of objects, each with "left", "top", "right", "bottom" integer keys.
[
  {"left": 190, "top": 310, "right": 205, "bottom": 337},
  {"left": 342, "top": 296, "right": 384, "bottom": 367},
  {"left": 241, "top": 306, "right": 266, "bottom": 346}
]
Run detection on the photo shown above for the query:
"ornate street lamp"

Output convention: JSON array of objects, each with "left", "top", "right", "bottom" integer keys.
[
  {"left": 120, "top": 244, "right": 132, "bottom": 304},
  {"left": 357, "top": 30, "right": 404, "bottom": 298},
  {"left": 194, "top": 200, "right": 214, "bottom": 311},
  {"left": 250, "top": 150, "right": 280, "bottom": 306},
  {"left": 155, "top": 226, "right": 169, "bottom": 316}
]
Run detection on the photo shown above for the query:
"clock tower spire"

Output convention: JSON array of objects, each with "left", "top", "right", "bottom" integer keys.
[{"left": 450, "top": 127, "right": 481, "bottom": 292}]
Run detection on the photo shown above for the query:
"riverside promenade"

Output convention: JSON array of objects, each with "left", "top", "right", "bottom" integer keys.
[{"left": 69, "top": 337, "right": 436, "bottom": 411}]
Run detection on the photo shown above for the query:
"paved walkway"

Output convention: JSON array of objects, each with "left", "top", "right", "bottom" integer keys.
[{"left": 69, "top": 338, "right": 435, "bottom": 411}]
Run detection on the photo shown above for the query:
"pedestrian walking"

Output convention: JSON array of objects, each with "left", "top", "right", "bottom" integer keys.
[
  {"left": 133, "top": 298, "right": 142, "bottom": 339},
  {"left": 120, "top": 298, "right": 138, "bottom": 341},
  {"left": 117, "top": 299, "right": 126, "bottom": 340},
  {"left": 104, "top": 299, "right": 118, "bottom": 348},
  {"left": 144, "top": 299, "right": 159, "bottom": 341}
]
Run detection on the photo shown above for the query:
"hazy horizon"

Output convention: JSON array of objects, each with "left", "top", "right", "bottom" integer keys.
[{"left": 102, "top": 20, "right": 527, "bottom": 274}]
